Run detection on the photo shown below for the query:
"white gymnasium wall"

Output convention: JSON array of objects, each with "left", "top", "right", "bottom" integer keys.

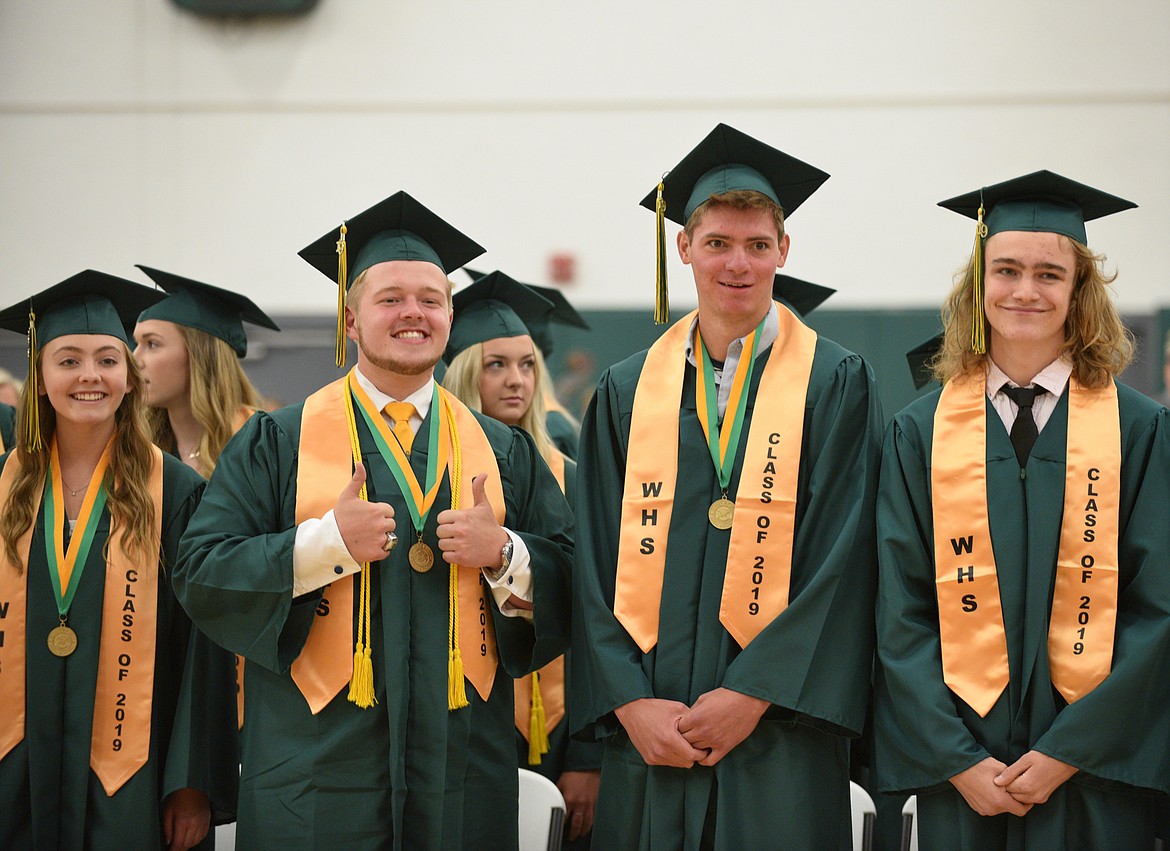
[{"left": 1, "top": 0, "right": 1167, "bottom": 313}]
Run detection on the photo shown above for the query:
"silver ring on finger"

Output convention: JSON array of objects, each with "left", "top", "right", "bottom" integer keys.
[{"left": 384, "top": 531, "right": 398, "bottom": 552}]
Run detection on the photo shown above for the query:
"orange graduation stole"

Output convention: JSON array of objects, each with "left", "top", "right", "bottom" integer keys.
[
  {"left": 290, "top": 372, "right": 503, "bottom": 714},
  {"left": 515, "top": 449, "right": 568, "bottom": 765},
  {"left": 613, "top": 303, "right": 816, "bottom": 652},
  {"left": 931, "top": 373, "right": 1120, "bottom": 716},
  {"left": 0, "top": 441, "right": 163, "bottom": 795}
]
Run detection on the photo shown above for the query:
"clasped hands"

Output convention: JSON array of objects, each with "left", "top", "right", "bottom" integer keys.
[
  {"left": 615, "top": 688, "right": 770, "bottom": 769},
  {"left": 949, "top": 752, "right": 1078, "bottom": 818}
]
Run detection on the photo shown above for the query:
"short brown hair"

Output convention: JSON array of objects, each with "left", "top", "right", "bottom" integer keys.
[{"left": 684, "top": 189, "right": 786, "bottom": 241}]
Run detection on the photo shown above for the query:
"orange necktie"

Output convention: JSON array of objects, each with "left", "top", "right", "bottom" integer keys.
[{"left": 384, "top": 402, "right": 416, "bottom": 453}]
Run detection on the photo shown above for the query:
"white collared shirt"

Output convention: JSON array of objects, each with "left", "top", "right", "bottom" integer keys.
[
  {"left": 986, "top": 357, "right": 1073, "bottom": 433},
  {"left": 684, "top": 303, "right": 781, "bottom": 418},
  {"left": 292, "top": 366, "right": 532, "bottom": 618}
]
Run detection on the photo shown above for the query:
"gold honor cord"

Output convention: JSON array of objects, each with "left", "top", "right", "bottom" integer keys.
[
  {"left": 444, "top": 390, "right": 468, "bottom": 710},
  {"left": 341, "top": 382, "right": 377, "bottom": 709}
]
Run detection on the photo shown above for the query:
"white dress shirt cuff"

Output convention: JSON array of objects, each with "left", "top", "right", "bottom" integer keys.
[
  {"left": 483, "top": 529, "right": 533, "bottom": 621},
  {"left": 292, "top": 509, "right": 362, "bottom": 597}
]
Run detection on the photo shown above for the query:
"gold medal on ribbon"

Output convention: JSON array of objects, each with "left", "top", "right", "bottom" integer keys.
[
  {"left": 409, "top": 541, "right": 435, "bottom": 573},
  {"left": 708, "top": 497, "right": 735, "bottom": 530},
  {"left": 47, "top": 623, "right": 78, "bottom": 657}
]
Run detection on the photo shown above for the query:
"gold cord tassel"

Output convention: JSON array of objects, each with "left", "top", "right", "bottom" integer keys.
[
  {"left": 527, "top": 672, "right": 550, "bottom": 766},
  {"left": 24, "top": 306, "right": 41, "bottom": 453},
  {"left": 971, "top": 202, "right": 988, "bottom": 354},
  {"left": 343, "top": 382, "right": 377, "bottom": 708},
  {"left": 335, "top": 223, "right": 348, "bottom": 368},
  {"left": 447, "top": 403, "right": 469, "bottom": 710},
  {"left": 654, "top": 179, "right": 669, "bottom": 325}
]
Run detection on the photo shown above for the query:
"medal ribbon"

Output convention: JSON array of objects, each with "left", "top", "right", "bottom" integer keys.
[
  {"left": 348, "top": 373, "right": 450, "bottom": 533},
  {"left": 45, "top": 436, "right": 113, "bottom": 622},
  {"left": 695, "top": 317, "right": 763, "bottom": 492}
]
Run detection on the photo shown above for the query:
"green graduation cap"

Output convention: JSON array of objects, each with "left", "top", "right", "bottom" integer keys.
[
  {"left": 135, "top": 265, "right": 280, "bottom": 358},
  {"left": 638, "top": 123, "right": 830, "bottom": 324},
  {"left": 938, "top": 169, "right": 1136, "bottom": 246},
  {"left": 0, "top": 270, "right": 165, "bottom": 451},
  {"left": 445, "top": 271, "right": 556, "bottom": 363},
  {"left": 772, "top": 274, "right": 835, "bottom": 318},
  {"left": 938, "top": 170, "right": 1136, "bottom": 354},
  {"left": 298, "top": 191, "right": 485, "bottom": 367},
  {"left": 463, "top": 268, "right": 588, "bottom": 357},
  {"left": 905, "top": 333, "right": 944, "bottom": 391}
]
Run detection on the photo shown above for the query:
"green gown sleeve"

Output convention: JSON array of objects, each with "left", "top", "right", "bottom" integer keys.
[
  {"left": 873, "top": 403, "right": 992, "bottom": 792},
  {"left": 159, "top": 458, "right": 240, "bottom": 824},
  {"left": 484, "top": 418, "right": 575, "bottom": 679},
  {"left": 174, "top": 408, "right": 317, "bottom": 674}
]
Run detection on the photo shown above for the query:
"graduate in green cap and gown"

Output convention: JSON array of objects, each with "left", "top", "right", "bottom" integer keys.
[
  {"left": 0, "top": 271, "right": 239, "bottom": 850},
  {"left": 133, "top": 267, "right": 280, "bottom": 733},
  {"left": 174, "top": 191, "right": 574, "bottom": 851},
  {"left": 873, "top": 171, "right": 1170, "bottom": 850},
  {"left": 463, "top": 268, "right": 589, "bottom": 460},
  {"left": 442, "top": 270, "right": 602, "bottom": 848},
  {"left": 572, "top": 124, "right": 883, "bottom": 850}
]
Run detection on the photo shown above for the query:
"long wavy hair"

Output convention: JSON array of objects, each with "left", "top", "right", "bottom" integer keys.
[
  {"left": 145, "top": 325, "right": 263, "bottom": 476},
  {"left": 442, "top": 339, "right": 555, "bottom": 462},
  {"left": 932, "top": 236, "right": 1133, "bottom": 389},
  {"left": 2, "top": 343, "right": 157, "bottom": 572},
  {"left": 533, "top": 347, "right": 578, "bottom": 429}
]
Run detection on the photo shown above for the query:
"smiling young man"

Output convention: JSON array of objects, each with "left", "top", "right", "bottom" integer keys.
[
  {"left": 874, "top": 171, "right": 1170, "bottom": 849},
  {"left": 174, "top": 192, "right": 574, "bottom": 850},
  {"left": 571, "top": 125, "right": 883, "bottom": 850}
]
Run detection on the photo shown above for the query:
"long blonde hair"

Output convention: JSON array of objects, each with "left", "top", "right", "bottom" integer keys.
[
  {"left": 146, "top": 325, "right": 263, "bottom": 476},
  {"left": 2, "top": 344, "right": 157, "bottom": 572},
  {"left": 442, "top": 340, "right": 555, "bottom": 461},
  {"left": 932, "top": 236, "right": 1133, "bottom": 389}
]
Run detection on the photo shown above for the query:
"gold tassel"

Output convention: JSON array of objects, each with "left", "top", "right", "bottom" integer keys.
[
  {"left": 335, "top": 223, "right": 348, "bottom": 368},
  {"left": 346, "top": 565, "right": 377, "bottom": 709},
  {"left": 527, "top": 672, "right": 550, "bottom": 766},
  {"left": 447, "top": 410, "right": 469, "bottom": 710},
  {"left": 654, "top": 179, "right": 669, "bottom": 325},
  {"left": 971, "top": 202, "right": 988, "bottom": 354},
  {"left": 25, "top": 306, "right": 41, "bottom": 453}
]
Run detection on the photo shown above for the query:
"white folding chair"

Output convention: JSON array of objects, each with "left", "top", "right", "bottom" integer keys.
[
  {"left": 849, "top": 781, "right": 877, "bottom": 851},
  {"left": 214, "top": 821, "right": 236, "bottom": 851},
  {"left": 900, "top": 794, "right": 919, "bottom": 851},
  {"left": 518, "top": 767, "right": 566, "bottom": 851}
]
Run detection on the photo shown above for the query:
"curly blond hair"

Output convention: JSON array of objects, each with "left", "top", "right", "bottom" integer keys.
[{"left": 932, "top": 236, "right": 1133, "bottom": 389}]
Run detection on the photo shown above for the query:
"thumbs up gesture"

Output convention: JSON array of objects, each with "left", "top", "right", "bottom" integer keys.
[
  {"left": 436, "top": 474, "right": 508, "bottom": 568},
  {"left": 335, "top": 462, "right": 398, "bottom": 564}
]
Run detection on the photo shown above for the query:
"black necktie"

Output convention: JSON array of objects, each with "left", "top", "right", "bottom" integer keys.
[{"left": 1002, "top": 385, "right": 1046, "bottom": 467}]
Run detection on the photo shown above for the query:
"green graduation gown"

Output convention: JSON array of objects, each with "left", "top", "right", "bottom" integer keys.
[
  {"left": 546, "top": 409, "right": 580, "bottom": 461},
  {"left": 514, "top": 459, "right": 602, "bottom": 783},
  {"left": 175, "top": 400, "right": 573, "bottom": 851},
  {"left": 572, "top": 335, "right": 882, "bottom": 851},
  {"left": 874, "top": 382, "right": 1170, "bottom": 850},
  {"left": 0, "top": 452, "right": 239, "bottom": 851}
]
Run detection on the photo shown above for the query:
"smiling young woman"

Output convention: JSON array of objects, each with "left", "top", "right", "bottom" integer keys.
[{"left": 0, "top": 271, "right": 238, "bottom": 851}]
